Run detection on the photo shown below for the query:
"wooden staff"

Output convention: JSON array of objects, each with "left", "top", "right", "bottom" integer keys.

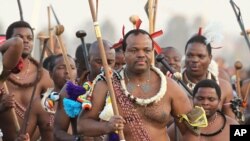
[
  {"left": 50, "top": 4, "right": 61, "bottom": 25},
  {"left": 20, "top": 36, "right": 49, "bottom": 134},
  {"left": 3, "top": 82, "right": 20, "bottom": 132},
  {"left": 234, "top": 61, "right": 243, "bottom": 99},
  {"left": 37, "top": 32, "right": 53, "bottom": 56},
  {"left": 148, "top": 0, "right": 154, "bottom": 34},
  {"left": 55, "top": 25, "right": 74, "bottom": 82},
  {"left": 153, "top": 0, "right": 158, "bottom": 31},
  {"left": 47, "top": 6, "right": 55, "bottom": 56},
  {"left": 88, "top": 0, "right": 125, "bottom": 140},
  {"left": 147, "top": 0, "right": 158, "bottom": 65}
]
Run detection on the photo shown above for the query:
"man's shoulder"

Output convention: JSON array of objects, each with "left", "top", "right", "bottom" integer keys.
[
  {"left": 166, "top": 77, "right": 189, "bottom": 99},
  {"left": 41, "top": 67, "right": 50, "bottom": 75},
  {"left": 41, "top": 68, "right": 51, "bottom": 80},
  {"left": 218, "top": 78, "right": 233, "bottom": 89}
]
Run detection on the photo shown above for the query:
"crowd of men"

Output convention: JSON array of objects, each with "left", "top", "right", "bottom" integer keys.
[{"left": 0, "top": 19, "right": 249, "bottom": 141}]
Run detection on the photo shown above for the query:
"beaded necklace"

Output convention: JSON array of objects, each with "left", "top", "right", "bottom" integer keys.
[
  {"left": 120, "top": 66, "right": 167, "bottom": 106},
  {"left": 14, "top": 100, "right": 26, "bottom": 119},
  {"left": 183, "top": 70, "right": 218, "bottom": 92},
  {"left": 207, "top": 112, "right": 218, "bottom": 127},
  {"left": 201, "top": 111, "right": 226, "bottom": 136}
]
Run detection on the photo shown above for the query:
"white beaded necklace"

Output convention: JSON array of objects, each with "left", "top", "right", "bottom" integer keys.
[
  {"left": 120, "top": 66, "right": 167, "bottom": 106},
  {"left": 183, "top": 70, "right": 219, "bottom": 91}
]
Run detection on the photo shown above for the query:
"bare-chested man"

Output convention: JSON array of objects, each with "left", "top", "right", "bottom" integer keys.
[
  {"left": 54, "top": 40, "right": 115, "bottom": 141},
  {"left": 42, "top": 54, "right": 77, "bottom": 114},
  {"left": 77, "top": 29, "right": 203, "bottom": 141},
  {"left": 168, "top": 79, "right": 238, "bottom": 141},
  {"left": 0, "top": 21, "right": 53, "bottom": 141},
  {"left": 40, "top": 54, "right": 77, "bottom": 140},
  {"left": 182, "top": 34, "right": 235, "bottom": 119}
]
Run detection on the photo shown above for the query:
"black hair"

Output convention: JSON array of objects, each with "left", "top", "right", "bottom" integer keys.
[
  {"left": 75, "top": 43, "right": 91, "bottom": 66},
  {"left": 184, "top": 35, "right": 212, "bottom": 56},
  {"left": 162, "top": 46, "right": 181, "bottom": 55},
  {"left": 193, "top": 79, "right": 221, "bottom": 99},
  {"left": 43, "top": 55, "right": 56, "bottom": 71},
  {"left": 115, "top": 47, "right": 123, "bottom": 53},
  {"left": 48, "top": 54, "right": 73, "bottom": 72},
  {"left": 122, "top": 29, "right": 153, "bottom": 52},
  {"left": 6, "top": 21, "right": 34, "bottom": 39}
]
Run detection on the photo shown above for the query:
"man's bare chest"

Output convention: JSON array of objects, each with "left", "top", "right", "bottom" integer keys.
[{"left": 133, "top": 100, "right": 171, "bottom": 125}]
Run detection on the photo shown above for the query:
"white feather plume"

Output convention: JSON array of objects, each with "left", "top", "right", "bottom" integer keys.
[{"left": 203, "top": 22, "right": 224, "bottom": 47}]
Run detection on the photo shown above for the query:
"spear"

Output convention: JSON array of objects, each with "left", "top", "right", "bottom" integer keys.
[{"left": 230, "top": 0, "right": 250, "bottom": 52}]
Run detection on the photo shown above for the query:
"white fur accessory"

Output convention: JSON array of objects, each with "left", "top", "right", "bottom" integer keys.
[{"left": 203, "top": 22, "right": 224, "bottom": 47}]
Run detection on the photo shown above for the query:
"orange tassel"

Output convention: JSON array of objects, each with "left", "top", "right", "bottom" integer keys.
[{"left": 242, "top": 100, "right": 247, "bottom": 108}]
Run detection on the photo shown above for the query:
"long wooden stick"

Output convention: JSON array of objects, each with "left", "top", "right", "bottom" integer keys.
[
  {"left": 3, "top": 82, "right": 20, "bottom": 132},
  {"left": 148, "top": 0, "right": 154, "bottom": 34},
  {"left": 148, "top": 0, "right": 156, "bottom": 65},
  {"left": 153, "top": 0, "right": 158, "bottom": 32},
  {"left": 50, "top": 4, "right": 61, "bottom": 25},
  {"left": 88, "top": 0, "right": 125, "bottom": 140},
  {"left": 55, "top": 25, "right": 74, "bottom": 82},
  {"left": 37, "top": 32, "right": 53, "bottom": 57},
  {"left": 20, "top": 37, "right": 49, "bottom": 134},
  {"left": 234, "top": 61, "right": 243, "bottom": 99},
  {"left": 48, "top": 6, "right": 54, "bottom": 56}
]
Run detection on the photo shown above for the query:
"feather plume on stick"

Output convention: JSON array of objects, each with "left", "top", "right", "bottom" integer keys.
[{"left": 203, "top": 22, "right": 224, "bottom": 48}]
